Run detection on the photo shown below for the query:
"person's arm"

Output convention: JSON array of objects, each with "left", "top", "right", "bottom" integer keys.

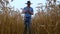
[
  {"left": 28, "top": 10, "right": 33, "bottom": 15},
  {"left": 21, "top": 8, "right": 27, "bottom": 14},
  {"left": 22, "top": 10, "right": 25, "bottom": 14},
  {"left": 28, "top": 8, "right": 33, "bottom": 15}
]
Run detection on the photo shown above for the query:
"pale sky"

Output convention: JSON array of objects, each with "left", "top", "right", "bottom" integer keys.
[
  {"left": 9, "top": 0, "right": 46, "bottom": 13},
  {"left": 9, "top": 0, "right": 60, "bottom": 14}
]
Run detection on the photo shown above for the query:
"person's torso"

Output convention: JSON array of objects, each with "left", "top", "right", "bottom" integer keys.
[{"left": 24, "top": 7, "right": 33, "bottom": 17}]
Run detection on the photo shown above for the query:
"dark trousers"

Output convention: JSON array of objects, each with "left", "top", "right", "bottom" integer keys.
[{"left": 23, "top": 17, "right": 31, "bottom": 34}]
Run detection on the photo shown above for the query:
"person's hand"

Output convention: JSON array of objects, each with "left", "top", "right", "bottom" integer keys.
[
  {"left": 27, "top": 9, "right": 29, "bottom": 12},
  {"left": 26, "top": 9, "right": 30, "bottom": 13}
]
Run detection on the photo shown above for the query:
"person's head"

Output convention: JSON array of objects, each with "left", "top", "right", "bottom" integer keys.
[{"left": 26, "top": 1, "right": 32, "bottom": 7}]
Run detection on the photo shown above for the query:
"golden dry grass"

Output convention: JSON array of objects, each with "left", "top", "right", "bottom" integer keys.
[
  {"left": 31, "top": 5, "right": 60, "bottom": 34},
  {"left": 0, "top": 0, "right": 60, "bottom": 34},
  {"left": 0, "top": 7, "right": 24, "bottom": 34}
]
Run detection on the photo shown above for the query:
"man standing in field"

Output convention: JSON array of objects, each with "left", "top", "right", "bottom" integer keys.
[{"left": 22, "top": 1, "right": 34, "bottom": 34}]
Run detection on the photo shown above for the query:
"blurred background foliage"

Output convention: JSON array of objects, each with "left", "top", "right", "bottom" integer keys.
[{"left": 0, "top": 0, "right": 60, "bottom": 34}]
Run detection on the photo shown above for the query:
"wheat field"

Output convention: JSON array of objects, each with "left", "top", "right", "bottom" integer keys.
[
  {"left": 0, "top": 0, "right": 60, "bottom": 34},
  {"left": 31, "top": 6, "right": 60, "bottom": 34},
  {"left": 0, "top": 5, "right": 60, "bottom": 34}
]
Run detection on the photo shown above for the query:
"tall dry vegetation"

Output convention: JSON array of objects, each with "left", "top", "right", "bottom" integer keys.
[
  {"left": 0, "top": 0, "right": 24, "bottom": 34},
  {"left": 0, "top": 0, "right": 60, "bottom": 34},
  {"left": 31, "top": 0, "right": 60, "bottom": 34},
  {"left": 32, "top": 6, "right": 60, "bottom": 34},
  {"left": 0, "top": 7, "right": 24, "bottom": 34}
]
